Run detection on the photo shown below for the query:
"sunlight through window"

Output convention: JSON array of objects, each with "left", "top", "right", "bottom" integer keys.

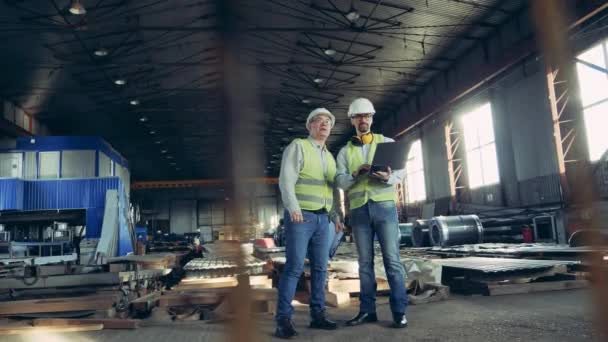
[
  {"left": 462, "top": 103, "right": 500, "bottom": 189},
  {"left": 404, "top": 140, "right": 426, "bottom": 203},
  {"left": 576, "top": 39, "right": 608, "bottom": 161}
]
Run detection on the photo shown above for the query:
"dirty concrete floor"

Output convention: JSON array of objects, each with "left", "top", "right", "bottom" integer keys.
[{"left": 4, "top": 289, "right": 597, "bottom": 342}]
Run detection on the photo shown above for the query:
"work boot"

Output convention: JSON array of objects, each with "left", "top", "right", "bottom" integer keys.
[
  {"left": 309, "top": 311, "right": 337, "bottom": 330},
  {"left": 345, "top": 312, "right": 378, "bottom": 326},
  {"left": 391, "top": 312, "right": 408, "bottom": 329},
  {"left": 275, "top": 317, "right": 298, "bottom": 339}
]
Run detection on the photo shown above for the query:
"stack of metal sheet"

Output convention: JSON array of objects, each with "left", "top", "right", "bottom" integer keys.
[{"left": 183, "top": 255, "right": 266, "bottom": 279}]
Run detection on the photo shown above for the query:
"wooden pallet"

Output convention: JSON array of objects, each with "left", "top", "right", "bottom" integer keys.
[
  {"left": 0, "top": 293, "right": 119, "bottom": 316},
  {"left": 448, "top": 272, "right": 589, "bottom": 296},
  {"left": 305, "top": 277, "right": 392, "bottom": 308},
  {"left": 175, "top": 274, "right": 272, "bottom": 291}
]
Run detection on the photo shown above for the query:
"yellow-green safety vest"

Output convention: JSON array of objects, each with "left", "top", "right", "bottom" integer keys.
[
  {"left": 295, "top": 138, "right": 336, "bottom": 212},
  {"left": 346, "top": 133, "right": 397, "bottom": 210}
]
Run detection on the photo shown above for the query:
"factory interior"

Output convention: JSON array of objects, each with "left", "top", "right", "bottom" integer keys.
[{"left": 0, "top": 0, "right": 607, "bottom": 341}]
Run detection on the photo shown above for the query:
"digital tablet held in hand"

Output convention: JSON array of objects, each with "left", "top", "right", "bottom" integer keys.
[{"left": 371, "top": 141, "right": 408, "bottom": 171}]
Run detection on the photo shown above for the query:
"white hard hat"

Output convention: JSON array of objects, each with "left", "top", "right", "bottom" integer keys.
[
  {"left": 306, "top": 108, "right": 335, "bottom": 129},
  {"left": 348, "top": 98, "right": 375, "bottom": 117}
]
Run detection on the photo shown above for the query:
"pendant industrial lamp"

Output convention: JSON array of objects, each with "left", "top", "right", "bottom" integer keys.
[{"left": 69, "top": 0, "right": 87, "bottom": 15}]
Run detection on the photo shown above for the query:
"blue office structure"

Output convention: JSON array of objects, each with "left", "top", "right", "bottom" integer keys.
[{"left": 0, "top": 136, "right": 133, "bottom": 256}]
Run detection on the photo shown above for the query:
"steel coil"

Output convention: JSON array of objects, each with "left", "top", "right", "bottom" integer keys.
[
  {"left": 411, "top": 219, "right": 431, "bottom": 247},
  {"left": 398, "top": 223, "right": 414, "bottom": 247},
  {"left": 429, "top": 215, "right": 484, "bottom": 247}
]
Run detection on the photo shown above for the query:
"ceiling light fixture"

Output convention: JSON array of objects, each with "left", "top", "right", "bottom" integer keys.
[
  {"left": 346, "top": 8, "right": 360, "bottom": 22},
  {"left": 301, "top": 99, "right": 311, "bottom": 104},
  {"left": 161, "top": 149, "right": 167, "bottom": 154},
  {"left": 69, "top": 0, "right": 87, "bottom": 15},
  {"left": 313, "top": 78, "right": 324, "bottom": 84},
  {"left": 324, "top": 43, "right": 336, "bottom": 56},
  {"left": 130, "top": 99, "right": 139, "bottom": 106},
  {"left": 114, "top": 79, "right": 126, "bottom": 86},
  {"left": 139, "top": 116, "right": 148, "bottom": 122},
  {"left": 166, "top": 155, "right": 174, "bottom": 159},
  {"left": 155, "top": 140, "right": 162, "bottom": 144},
  {"left": 149, "top": 130, "right": 156, "bottom": 135},
  {"left": 94, "top": 48, "right": 108, "bottom": 57}
]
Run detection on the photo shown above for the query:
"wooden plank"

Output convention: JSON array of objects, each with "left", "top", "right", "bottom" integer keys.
[
  {"left": 0, "top": 273, "right": 120, "bottom": 290},
  {"left": 0, "top": 294, "right": 118, "bottom": 315},
  {"left": 159, "top": 293, "right": 222, "bottom": 307},
  {"left": 327, "top": 279, "right": 360, "bottom": 293},
  {"left": 32, "top": 318, "right": 139, "bottom": 329},
  {"left": 130, "top": 291, "right": 161, "bottom": 311},
  {"left": 0, "top": 324, "right": 103, "bottom": 335},
  {"left": 487, "top": 280, "right": 589, "bottom": 296},
  {"left": 325, "top": 291, "right": 350, "bottom": 308}
]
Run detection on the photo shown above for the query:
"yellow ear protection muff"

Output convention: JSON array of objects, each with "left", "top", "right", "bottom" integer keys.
[{"left": 350, "top": 132, "right": 373, "bottom": 146}]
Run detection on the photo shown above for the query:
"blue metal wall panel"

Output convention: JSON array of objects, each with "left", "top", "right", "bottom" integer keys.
[
  {"left": 0, "top": 178, "right": 24, "bottom": 210},
  {"left": 86, "top": 207, "right": 105, "bottom": 239},
  {"left": 22, "top": 177, "right": 120, "bottom": 210}
]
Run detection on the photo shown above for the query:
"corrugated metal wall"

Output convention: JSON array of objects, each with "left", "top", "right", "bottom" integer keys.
[
  {"left": 22, "top": 177, "right": 120, "bottom": 210},
  {"left": 0, "top": 178, "right": 24, "bottom": 210}
]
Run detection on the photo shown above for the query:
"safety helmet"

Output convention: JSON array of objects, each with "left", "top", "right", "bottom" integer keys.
[
  {"left": 347, "top": 98, "right": 375, "bottom": 117},
  {"left": 306, "top": 108, "right": 335, "bottom": 129}
]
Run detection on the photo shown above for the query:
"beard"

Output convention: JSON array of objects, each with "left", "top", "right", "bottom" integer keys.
[{"left": 357, "top": 123, "right": 369, "bottom": 133}]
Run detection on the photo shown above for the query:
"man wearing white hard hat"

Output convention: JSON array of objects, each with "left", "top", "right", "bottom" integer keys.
[
  {"left": 275, "top": 108, "right": 343, "bottom": 338},
  {"left": 336, "top": 98, "right": 408, "bottom": 329}
]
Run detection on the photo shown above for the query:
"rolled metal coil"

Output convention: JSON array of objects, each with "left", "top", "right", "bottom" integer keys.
[
  {"left": 411, "top": 219, "right": 431, "bottom": 247},
  {"left": 429, "top": 215, "right": 484, "bottom": 247},
  {"left": 398, "top": 223, "right": 414, "bottom": 247}
]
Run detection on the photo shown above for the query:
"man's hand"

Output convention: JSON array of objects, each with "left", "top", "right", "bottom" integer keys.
[
  {"left": 335, "top": 221, "right": 344, "bottom": 232},
  {"left": 352, "top": 164, "right": 371, "bottom": 178},
  {"left": 290, "top": 210, "right": 303, "bottom": 223},
  {"left": 371, "top": 166, "right": 392, "bottom": 182}
]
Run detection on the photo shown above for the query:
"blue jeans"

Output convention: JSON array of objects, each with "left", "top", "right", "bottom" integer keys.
[
  {"left": 351, "top": 200, "right": 408, "bottom": 314},
  {"left": 276, "top": 210, "right": 330, "bottom": 320}
]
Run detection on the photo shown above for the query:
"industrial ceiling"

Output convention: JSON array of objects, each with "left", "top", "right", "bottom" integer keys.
[{"left": 0, "top": 0, "right": 526, "bottom": 180}]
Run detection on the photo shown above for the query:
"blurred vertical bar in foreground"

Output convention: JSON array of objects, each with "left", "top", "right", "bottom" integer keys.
[
  {"left": 531, "top": 1, "right": 608, "bottom": 339},
  {"left": 219, "top": 0, "right": 264, "bottom": 341}
]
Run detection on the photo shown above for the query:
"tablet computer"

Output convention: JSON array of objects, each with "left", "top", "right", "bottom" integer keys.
[{"left": 370, "top": 141, "right": 408, "bottom": 171}]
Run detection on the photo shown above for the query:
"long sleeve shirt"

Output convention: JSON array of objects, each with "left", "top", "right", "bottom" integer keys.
[
  {"left": 278, "top": 136, "right": 343, "bottom": 223},
  {"left": 335, "top": 136, "right": 405, "bottom": 191}
]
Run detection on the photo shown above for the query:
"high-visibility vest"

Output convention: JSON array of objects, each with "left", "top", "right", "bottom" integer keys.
[
  {"left": 294, "top": 139, "right": 336, "bottom": 212},
  {"left": 346, "top": 134, "right": 397, "bottom": 210}
]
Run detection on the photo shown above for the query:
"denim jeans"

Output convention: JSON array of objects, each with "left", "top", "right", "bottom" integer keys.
[
  {"left": 276, "top": 209, "right": 330, "bottom": 320},
  {"left": 351, "top": 200, "right": 408, "bottom": 314}
]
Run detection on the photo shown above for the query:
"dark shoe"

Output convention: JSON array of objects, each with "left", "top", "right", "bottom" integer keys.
[
  {"left": 345, "top": 312, "right": 378, "bottom": 326},
  {"left": 309, "top": 314, "right": 337, "bottom": 330},
  {"left": 392, "top": 313, "right": 408, "bottom": 329},
  {"left": 275, "top": 318, "right": 298, "bottom": 339}
]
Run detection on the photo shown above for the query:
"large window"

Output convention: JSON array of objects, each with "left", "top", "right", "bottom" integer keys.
[
  {"left": 462, "top": 103, "right": 500, "bottom": 189},
  {"left": 38, "top": 151, "right": 60, "bottom": 179},
  {"left": 404, "top": 140, "right": 426, "bottom": 203},
  {"left": 576, "top": 39, "right": 608, "bottom": 161}
]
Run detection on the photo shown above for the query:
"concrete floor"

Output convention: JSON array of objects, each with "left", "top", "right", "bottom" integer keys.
[{"left": 4, "top": 289, "right": 597, "bottom": 342}]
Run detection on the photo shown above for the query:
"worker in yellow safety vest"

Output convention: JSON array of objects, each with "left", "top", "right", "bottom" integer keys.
[
  {"left": 336, "top": 98, "right": 409, "bottom": 329},
  {"left": 275, "top": 108, "right": 343, "bottom": 339}
]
